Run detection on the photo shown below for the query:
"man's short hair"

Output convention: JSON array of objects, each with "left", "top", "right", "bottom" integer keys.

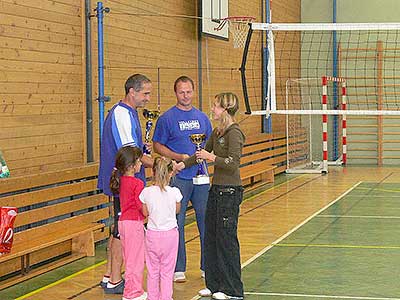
[
  {"left": 174, "top": 76, "right": 194, "bottom": 92},
  {"left": 125, "top": 74, "right": 151, "bottom": 95}
]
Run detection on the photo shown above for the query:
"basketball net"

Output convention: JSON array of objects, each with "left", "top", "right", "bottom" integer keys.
[{"left": 214, "top": 16, "right": 255, "bottom": 48}]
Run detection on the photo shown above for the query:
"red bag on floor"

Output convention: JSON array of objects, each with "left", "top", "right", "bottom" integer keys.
[{"left": 0, "top": 207, "right": 18, "bottom": 255}]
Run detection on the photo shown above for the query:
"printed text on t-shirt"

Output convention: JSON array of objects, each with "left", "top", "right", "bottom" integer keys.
[{"left": 179, "top": 120, "right": 200, "bottom": 131}]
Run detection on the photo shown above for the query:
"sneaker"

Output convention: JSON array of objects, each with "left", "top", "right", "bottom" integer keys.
[
  {"left": 212, "top": 292, "right": 229, "bottom": 300},
  {"left": 198, "top": 288, "right": 212, "bottom": 297},
  {"left": 212, "top": 292, "right": 243, "bottom": 300},
  {"left": 100, "top": 275, "right": 110, "bottom": 288},
  {"left": 173, "top": 272, "right": 186, "bottom": 283},
  {"left": 201, "top": 270, "right": 205, "bottom": 278},
  {"left": 123, "top": 292, "right": 147, "bottom": 300},
  {"left": 133, "top": 292, "right": 147, "bottom": 300},
  {"left": 104, "top": 279, "right": 125, "bottom": 294}
]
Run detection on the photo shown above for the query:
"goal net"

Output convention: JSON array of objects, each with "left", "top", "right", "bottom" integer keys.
[{"left": 285, "top": 78, "right": 345, "bottom": 173}]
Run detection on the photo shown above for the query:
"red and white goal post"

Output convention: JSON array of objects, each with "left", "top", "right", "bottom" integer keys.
[{"left": 283, "top": 76, "right": 347, "bottom": 174}]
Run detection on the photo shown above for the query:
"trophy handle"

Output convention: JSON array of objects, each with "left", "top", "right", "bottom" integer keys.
[
  {"left": 144, "top": 120, "right": 153, "bottom": 143},
  {"left": 142, "top": 110, "right": 160, "bottom": 155}
]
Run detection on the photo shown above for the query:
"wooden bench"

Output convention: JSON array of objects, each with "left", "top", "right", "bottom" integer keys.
[
  {"left": 239, "top": 133, "right": 287, "bottom": 190},
  {"left": 0, "top": 164, "right": 109, "bottom": 290},
  {"left": 205, "top": 133, "right": 287, "bottom": 190},
  {"left": 240, "top": 162, "right": 276, "bottom": 187}
]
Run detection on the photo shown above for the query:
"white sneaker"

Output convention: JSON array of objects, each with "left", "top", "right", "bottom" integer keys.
[
  {"left": 201, "top": 270, "right": 205, "bottom": 278},
  {"left": 212, "top": 292, "right": 244, "bottom": 300},
  {"left": 173, "top": 272, "right": 186, "bottom": 283},
  {"left": 198, "top": 288, "right": 212, "bottom": 297},
  {"left": 212, "top": 292, "right": 229, "bottom": 300},
  {"left": 138, "top": 292, "right": 148, "bottom": 300},
  {"left": 123, "top": 292, "right": 148, "bottom": 300}
]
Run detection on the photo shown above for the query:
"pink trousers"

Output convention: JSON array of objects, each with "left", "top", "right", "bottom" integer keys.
[
  {"left": 145, "top": 228, "right": 179, "bottom": 300},
  {"left": 119, "top": 220, "right": 145, "bottom": 300}
]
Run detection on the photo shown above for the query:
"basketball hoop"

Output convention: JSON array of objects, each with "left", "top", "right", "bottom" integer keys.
[{"left": 214, "top": 16, "right": 255, "bottom": 48}]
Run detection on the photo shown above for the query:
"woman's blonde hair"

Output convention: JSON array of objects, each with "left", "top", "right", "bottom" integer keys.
[
  {"left": 152, "top": 156, "right": 174, "bottom": 191},
  {"left": 215, "top": 92, "right": 239, "bottom": 135}
]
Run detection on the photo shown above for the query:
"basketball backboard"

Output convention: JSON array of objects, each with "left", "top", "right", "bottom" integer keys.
[{"left": 201, "top": 0, "right": 229, "bottom": 39}]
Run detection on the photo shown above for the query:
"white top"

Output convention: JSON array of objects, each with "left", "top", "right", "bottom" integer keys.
[
  {"left": 139, "top": 185, "right": 182, "bottom": 231},
  {"left": 113, "top": 105, "right": 137, "bottom": 146}
]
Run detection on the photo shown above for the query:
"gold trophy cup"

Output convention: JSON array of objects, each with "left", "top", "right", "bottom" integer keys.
[
  {"left": 190, "top": 133, "right": 210, "bottom": 185},
  {"left": 143, "top": 109, "right": 160, "bottom": 155}
]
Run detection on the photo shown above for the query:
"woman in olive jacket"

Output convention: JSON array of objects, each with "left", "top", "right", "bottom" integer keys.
[{"left": 177, "top": 92, "right": 245, "bottom": 300}]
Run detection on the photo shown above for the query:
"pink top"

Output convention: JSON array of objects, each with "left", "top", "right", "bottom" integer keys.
[{"left": 119, "top": 176, "right": 145, "bottom": 221}]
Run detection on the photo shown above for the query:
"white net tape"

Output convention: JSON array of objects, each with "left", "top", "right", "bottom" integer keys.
[{"left": 246, "top": 22, "right": 400, "bottom": 116}]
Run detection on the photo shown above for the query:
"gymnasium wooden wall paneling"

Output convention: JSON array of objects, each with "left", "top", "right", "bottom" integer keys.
[
  {"left": 0, "top": 0, "right": 85, "bottom": 176},
  {"left": 90, "top": 0, "right": 199, "bottom": 161},
  {"left": 0, "top": 0, "right": 300, "bottom": 176}
]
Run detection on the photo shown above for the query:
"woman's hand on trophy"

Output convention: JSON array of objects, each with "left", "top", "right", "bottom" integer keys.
[{"left": 196, "top": 149, "right": 216, "bottom": 162}]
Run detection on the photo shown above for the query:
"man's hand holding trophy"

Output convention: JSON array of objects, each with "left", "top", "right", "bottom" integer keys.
[{"left": 142, "top": 109, "right": 160, "bottom": 155}]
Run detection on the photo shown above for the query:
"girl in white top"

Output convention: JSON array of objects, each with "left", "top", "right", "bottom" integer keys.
[{"left": 140, "top": 157, "right": 182, "bottom": 300}]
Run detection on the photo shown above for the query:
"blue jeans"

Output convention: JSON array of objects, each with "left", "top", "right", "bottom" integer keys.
[{"left": 172, "top": 177, "right": 209, "bottom": 272}]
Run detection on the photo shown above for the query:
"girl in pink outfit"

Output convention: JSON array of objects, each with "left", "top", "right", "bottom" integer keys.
[
  {"left": 110, "top": 146, "right": 147, "bottom": 300},
  {"left": 140, "top": 157, "right": 182, "bottom": 300}
]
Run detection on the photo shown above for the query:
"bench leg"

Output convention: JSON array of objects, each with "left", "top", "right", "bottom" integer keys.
[
  {"left": 261, "top": 170, "right": 275, "bottom": 183},
  {"left": 21, "top": 256, "right": 26, "bottom": 275},
  {"left": 72, "top": 231, "right": 95, "bottom": 256},
  {"left": 25, "top": 254, "right": 30, "bottom": 274}
]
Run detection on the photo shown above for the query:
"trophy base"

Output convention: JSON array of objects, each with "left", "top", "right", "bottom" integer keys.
[{"left": 193, "top": 176, "right": 210, "bottom": 185}]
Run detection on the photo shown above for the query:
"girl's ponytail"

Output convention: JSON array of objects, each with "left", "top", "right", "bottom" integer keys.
[
  {"left": 153, "top": 156, "right": 173, "bottom": 191},
  {"left": 110, "top": 168, "right": 120, "bottom": 195},
  {"left": 109, "top": 146, "right": 143, "bottom": 195}
]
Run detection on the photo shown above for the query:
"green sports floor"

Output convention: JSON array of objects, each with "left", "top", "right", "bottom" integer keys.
[
  {"left": 4, "top": 173, "right": 400, "bottom": 300},
  {"left": 237, "top": 182, "right": 400, "bottom": 300}
]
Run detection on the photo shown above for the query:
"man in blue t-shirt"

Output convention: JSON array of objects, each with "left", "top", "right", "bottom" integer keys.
[
  {"left": 153, "top": 76, "right": 212, "bottom": 282},
  {"left": 98, "top": 74, "right": 153, "bottom": 294}
]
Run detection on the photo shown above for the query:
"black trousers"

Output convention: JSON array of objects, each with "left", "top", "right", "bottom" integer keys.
[
  {"left": 204, "top": 185, "right": 244, "bottom": 297},
  {"left": 111, "top": 195, "right": 121, "bottom": 239}
]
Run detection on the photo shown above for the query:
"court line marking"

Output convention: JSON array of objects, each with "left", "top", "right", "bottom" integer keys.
[
  {"left": 238, "top": 242, "right": 400, "bottom": 250},
  {"left": 190, "top": 181, "right": 362, "bottom": 300},
  {"left": 14, "top": 260, "right": 107, "bottom": 300},
  {"left": 318, "top": 215, "right": 400, "bottom": 219},
  {"left": 186, "top": 174, "right": 308, "bottom": 232},
  {"left": 356, "top": 186, "right": 400, "bottom": 193},
  {"left": 241, "top": 181, "right": 362, "bottom": 268},
  {"left": 14, "top": 175, "right": 309, "bottom": 299},
  {"left": 343, "top": 195, "right": 400, "bottom": 198},
  {"left": 185, "top": 175, "right": 313, "bottom": 245},
  {"left": 244, "top": 292, "right": 400, "bottom": 300},
  {"left": 274, "top": 243, "right": 400, "bottom": 250}
]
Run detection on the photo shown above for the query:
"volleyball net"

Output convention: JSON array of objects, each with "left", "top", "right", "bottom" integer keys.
[
  {"left": 241, "top": 22, "right": 400, "bottom": 172},
  {"left": 242, "top": 22, "right": 400, "bottom": 116}
]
